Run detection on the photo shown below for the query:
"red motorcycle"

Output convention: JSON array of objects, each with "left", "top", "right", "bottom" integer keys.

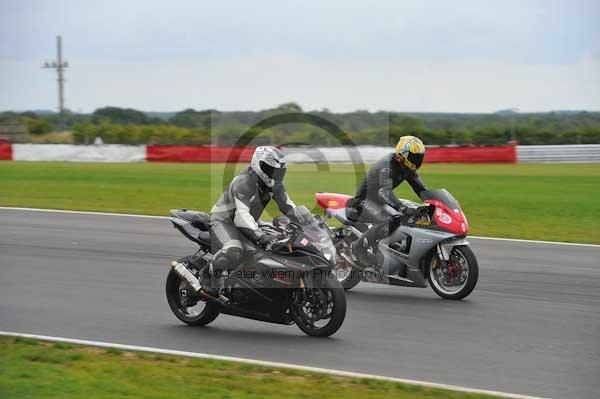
[{"left": 315, "top": 189, "right": 478, "bottom": 300}]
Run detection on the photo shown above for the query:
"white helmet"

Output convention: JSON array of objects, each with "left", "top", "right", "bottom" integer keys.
[{"left": 250, "top": 146, "right": 287, "bottom": 188}]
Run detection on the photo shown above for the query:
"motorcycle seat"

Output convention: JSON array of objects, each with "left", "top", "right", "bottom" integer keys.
[
  {"left": 190, "top": 213, "right": 211, "bottom": 230},
  {"left": 170, "top": 209, "right": 211, "bottom": 231}
]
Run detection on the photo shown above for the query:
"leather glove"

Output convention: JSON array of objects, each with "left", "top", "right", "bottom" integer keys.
[{"left": 258, "top": 234, "right": 277, "bottom": 250}]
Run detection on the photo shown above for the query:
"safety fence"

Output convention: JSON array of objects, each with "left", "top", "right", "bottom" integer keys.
[
  {"left": 516, "top": 144, "right": 600, "bottom": 163},
  {"left": 7, "top": 144, "right": 145, "bottom": 163},
  {"left": 283, "top": 145, "right": 517, "bottom": 163},
  {"left": 147, "top": 145, "right": 254, "bottom": 163},
  {"left": 1, "top": 143, "right": 599, "bottom": 163}
]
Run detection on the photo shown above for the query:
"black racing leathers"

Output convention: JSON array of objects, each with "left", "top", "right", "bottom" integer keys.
[
  {"left": 354, "top": 152, "right": 426, "bottom": 212},
  {"left": 352, "top": 153, "right": 427, "bottom": 257}
]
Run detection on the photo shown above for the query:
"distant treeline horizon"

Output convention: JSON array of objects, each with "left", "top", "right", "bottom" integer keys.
[{"left": 2, "top": 102, "right": 600, "bottom": 145}]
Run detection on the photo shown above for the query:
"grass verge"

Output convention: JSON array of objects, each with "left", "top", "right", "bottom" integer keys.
[
  {"left": 0, "top": 336, "right": 504, "bottom": 399},
  {"left": 0, "top": 161, "right": 598, "bottom": 243}
]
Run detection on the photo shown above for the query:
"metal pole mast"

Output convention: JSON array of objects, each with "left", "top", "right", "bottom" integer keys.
[
  {"left": 43, "top": 36, "right": 69, "bottom": 124},
  {"left": 57, "top": 36, "right": 65, "bottom": 114}
]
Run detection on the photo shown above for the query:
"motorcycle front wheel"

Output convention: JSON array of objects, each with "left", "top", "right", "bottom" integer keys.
[
  {"left": 291, "top": 274, "right": 346, "bottom": 337},
  {"left": 332, "top": 237, "right": 361, "bottom": 290},
  {"left": 333, "top": 254, "right": 362, "bottom": 290},
  {"left": 166, "top": 268, "right": 220, "bottom": 326},
  {"left": 428, "top": 245, "right": 478, "bottom": 300}
]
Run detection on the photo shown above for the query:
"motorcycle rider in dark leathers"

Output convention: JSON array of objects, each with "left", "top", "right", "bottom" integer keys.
[
  {"left": 350, "top": 136, "right": 429, "bottom": 265},
  {"left": 203, "top": 146, "right": 296, "bottom": 298}
]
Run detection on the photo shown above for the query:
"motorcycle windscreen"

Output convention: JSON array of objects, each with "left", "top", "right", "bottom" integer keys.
[
  {"left": 285, "top": 206, "right": 336, "bottom": 263},
  {"left": 420, "top": 189, "right": 460, "bottom": 210},
  {"left": 286, "top": 206, "right": 317, "bottom": 226}
]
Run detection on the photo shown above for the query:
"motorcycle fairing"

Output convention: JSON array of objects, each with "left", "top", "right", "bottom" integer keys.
[
  {"left": 420, "top": 189, "right": 469, "bottom": 235},
  {"left": 315, "top": 192, "right": 352, "bottom": 210},
  {"left": 378, "top": 225, "right": 455, "bottom": 285}
]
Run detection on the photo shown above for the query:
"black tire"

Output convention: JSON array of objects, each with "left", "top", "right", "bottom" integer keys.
[
  {"left": 165, "top": 269, "right": 220, "bottom": 326},
  {"left": 332, "top": 238, "right": 361, "bottom": 291},
  {"left": 340, "top": 267, "right": 361, "bottom": 290},
  {"left": 428, "top": 245, "right": 478, "bottom": 300},
  {"left": 291, "top": 275, "right": 346, "bottom": 337}
]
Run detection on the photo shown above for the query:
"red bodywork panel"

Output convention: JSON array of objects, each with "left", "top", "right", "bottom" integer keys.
[
  {"left": 425, "top": 199, "right": 469, "bottom": 235},
  {"left": 316, "top": 192, "right": 468, "bottom": 236},
  {"left": 315, "top": 192, "right": 352, "bottom": 210}
]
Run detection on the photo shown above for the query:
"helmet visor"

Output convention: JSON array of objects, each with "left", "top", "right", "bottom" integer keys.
[
  {"left": 404, "top": 152, "right": 424, "bottom": 171},
  {"left": 259, "top": 161, "right": 287, "bottom": 182}
]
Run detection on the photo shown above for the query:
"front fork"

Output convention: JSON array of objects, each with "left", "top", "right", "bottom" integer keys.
[
  {"left": 433, "top": 238, "right": 470, "bottom": 271},
  {"left": 295, "top": 278, "right": 329, "bottom": 321},
  {"left": 435, "top": 244, "right": 449, "bottom": 269}
]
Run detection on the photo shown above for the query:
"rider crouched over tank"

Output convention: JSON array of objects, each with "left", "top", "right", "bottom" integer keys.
[
  {"left": 349, "top": 136, "right": 431, "bottom": 267},
  {"left": 202, "top": 146, "right": 297, "bottom": 300}
]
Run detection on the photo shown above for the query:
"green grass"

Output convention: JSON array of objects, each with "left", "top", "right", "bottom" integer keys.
[
  {"left": 0, "top": 161, "right": 599, "bottom": 243},
  {"left": 0, "top": 336, "right": 502, "bottom": 399}
]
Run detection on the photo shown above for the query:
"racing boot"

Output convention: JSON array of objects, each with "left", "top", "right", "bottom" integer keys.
[
  {"left": 202, "top": 264, "right": 230, "bottom": 303},
  {"left": 350, "top": 237, "right": 375, "bottom": 266}
]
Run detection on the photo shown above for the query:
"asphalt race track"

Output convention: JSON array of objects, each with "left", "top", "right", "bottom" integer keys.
[{"left": 1, "top": 209, "right": 598, "bottom": 398}]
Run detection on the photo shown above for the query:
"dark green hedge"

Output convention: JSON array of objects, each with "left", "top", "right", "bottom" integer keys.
[
  {"left": 4, "top": 106, "right": 600, "bottom": 145},
  {"left": 71, "top": 121, "right": 600, "bottom": 146},
  {"left": 72, "top": 123, "right": 210, "bottom": 145}
]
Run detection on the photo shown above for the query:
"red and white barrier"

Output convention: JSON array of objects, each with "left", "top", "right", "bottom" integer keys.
[
  {"left": 284, "top": 145, "right": 516, "bottom": 164},
  {"left": 0, "top": 143, "right": 598, "bottom": 163},
  {"left": 147, "top": 145, "right": 254, "bottom": 163},
  {"left": 426, "top": 145, "right": 516, "bottom": 163},
  {"left": 0, "top": 142, "right": 12, "bottom": 160}
]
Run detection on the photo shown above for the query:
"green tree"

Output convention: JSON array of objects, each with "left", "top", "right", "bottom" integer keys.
[
  {"left": 169, "top": 109, "right": 213, "bottom": 129},
  {"left": 19, "top": 116, "right": 52, "bottom": 135},
  {"left": 91, "top": 107, "right": 162, "bottom": 125}
]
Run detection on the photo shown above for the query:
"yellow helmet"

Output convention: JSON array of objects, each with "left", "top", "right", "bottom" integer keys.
[{"left": 394, "top": 136, "right": 425, "bottom": 171}]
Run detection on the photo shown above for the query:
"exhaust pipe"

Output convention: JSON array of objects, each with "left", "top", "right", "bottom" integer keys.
[
  {"left": 171, "top": 261, "right": 202, "bottom": 292},
  {"left": 171, "top": 260, "right": 231, "bottom": 305}
]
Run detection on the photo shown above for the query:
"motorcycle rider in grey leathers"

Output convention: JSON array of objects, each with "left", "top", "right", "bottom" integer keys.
[{"left": 203, "top": 146, "right": 296, "bottom": 298}]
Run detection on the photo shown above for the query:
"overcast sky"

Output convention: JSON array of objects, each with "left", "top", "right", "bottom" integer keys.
[{"left": 1, "top": 0, "right": 599, "bottom": 113}]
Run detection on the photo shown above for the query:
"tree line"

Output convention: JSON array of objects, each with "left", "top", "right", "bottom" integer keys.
[{"left": 1, "top": 103, "right": 599, "bottom": 145}]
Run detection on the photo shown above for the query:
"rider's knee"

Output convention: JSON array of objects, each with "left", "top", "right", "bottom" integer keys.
[{"left": 212, "top": 246, "right": 243, "bottom": 273}]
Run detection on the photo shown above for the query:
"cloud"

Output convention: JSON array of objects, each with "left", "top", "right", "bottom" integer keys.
[
  {"left": 3, "top": 54, "right": 598, "bottom": 112},
  {"left": 1, "top": 0, "right": 599, "bottom": 112}
]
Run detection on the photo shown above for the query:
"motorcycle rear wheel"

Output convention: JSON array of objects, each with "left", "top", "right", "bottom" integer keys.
[
  {"left": 291, "top": 275, "right": 346, "bottom": 337},
  {"left": 428, "top": 245, "right": 478, "bottom": 300},
  {"left": 166, "top": 268, "right": 220, "bottom": 326}
]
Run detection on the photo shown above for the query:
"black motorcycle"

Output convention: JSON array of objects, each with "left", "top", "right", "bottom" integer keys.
[{"left": 166, "top": 206, "right": 346, "bottom": 337}]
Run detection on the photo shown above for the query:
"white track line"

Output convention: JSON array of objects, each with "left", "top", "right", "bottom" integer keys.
[
  {"left": 1, "top": 206, "right": 598, "bottom": 248},
  {"left": 0, "top": 331, "right": 547, "bottom": 399},
  {"left": 0, "top": 206, "right": 167, "bottom": 220},
  {"left": 468, "top": 235, "right": 600, "bottom": 248}
]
